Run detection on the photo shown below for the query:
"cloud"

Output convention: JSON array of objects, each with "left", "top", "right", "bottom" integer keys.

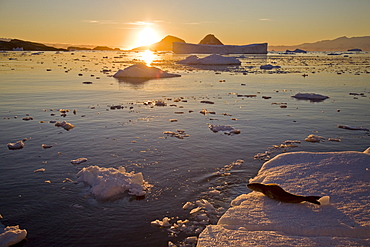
[
  {"left": 259, "top": 18, "right": 272, "bottom": 21},
  {"left": 125, "top": 21, "right": 154, "bottom": 26},
  {"left": 83, "top": 20, "right": 118, "bottom": 25}
]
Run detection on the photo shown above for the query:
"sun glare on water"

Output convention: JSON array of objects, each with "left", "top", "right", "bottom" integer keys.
[{"left": 140, "top": 50, "right": 155, "bottom": 66}]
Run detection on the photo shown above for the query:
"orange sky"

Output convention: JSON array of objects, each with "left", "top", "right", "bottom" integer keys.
[{"left": 0, "top": 0, "right": 369, "bottom": 49}]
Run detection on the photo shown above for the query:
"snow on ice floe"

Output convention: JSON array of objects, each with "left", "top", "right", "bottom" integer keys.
[
  {"left": 113, "top": 64, "right": 180, "bottom": 79},
  {"left": 198, "top": 148, "right": 370, "bottom": 246},
  {"left": 291, "top": 93, "right": 329, "bottom": 101},
  {"left": 0, "top": 225, "right": 27, "bottom": 247},
  {"left": 177, "top": 54, "right": 241, "bottom": 65},
  {"left": 76, "top": 165, "right": 151, "bottom": 200}
]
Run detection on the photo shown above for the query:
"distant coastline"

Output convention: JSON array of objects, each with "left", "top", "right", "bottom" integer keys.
[{"left": 1, "top": 35, "right": 369, "bottom": 52}]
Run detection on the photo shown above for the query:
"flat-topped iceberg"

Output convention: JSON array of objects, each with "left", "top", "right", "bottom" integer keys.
[
  {"left": 197, "top": 148, "right": 370, "bottom": 246},
  {"left": 178, "top": 54, "right": 241, "bottom": 65},
  {"left": 113, "top": 64, "right": 180, "bottom": 79},
  {"left": 173, "top": 42, "right": 267, "bottom": 54},
  {"left": 76, "top": 165, "right": 151, "bottom": 200}
]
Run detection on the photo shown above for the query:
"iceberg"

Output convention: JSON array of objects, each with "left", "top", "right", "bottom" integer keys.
[
  {"left": 113, "top": 64, "right": 180, "bottom": 79},
  {"left": 178, "top": 54, "right": 241, "bottom": 65},
  {"left": 76, "top": 165, "right": 151, "bottom": 200},
  {"left": 173, "top": 42, "right": 268, "bottom": 54},
  {"left": 197, "top": 148, "right": 370, "bottom": 246}
]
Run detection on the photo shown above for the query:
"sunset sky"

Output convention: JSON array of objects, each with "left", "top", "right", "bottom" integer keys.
[{"left": 1, "top": 0, "right": 369, "bottom": 49}]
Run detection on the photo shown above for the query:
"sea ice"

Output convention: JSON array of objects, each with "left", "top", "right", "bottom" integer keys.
[
  {"left": 198, "top": 148, "right": 370, "bottom": 246},
  {"left": 55, "top": 121, "right": 74, "bottom": 131},
  {"left": 208, "top": 124, "right": 240, "bottom": 135},
  {"left": 305, "top": 134, "right": 325, "bottom": 142},
  {"left": 71, "top": 158, "right": 88, "bottom": 165},
  {"left": 7, "top": 140, "right": 24, "bottom": 150},
  {"left": 76, "top": 165, "right": 151, "bottom": 200},
  {"left": 338, "top": 125, "right": 369, "bottom": 131},
  {"left": 260, "top": 64, "right": 281, "bottom": 70},
  {"left": 113, "top": 64, "right": 180, "bottom": 79},
  {"left": 177, "top": 54, "right": 241, "bottom": 65},
  {"left": 291, "top": 93, "right": 329, "bottom": 101},
  {"left": 0, "top": 225, "right": 27, "bottom": 247}
]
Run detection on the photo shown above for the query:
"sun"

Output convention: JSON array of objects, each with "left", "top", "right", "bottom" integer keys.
[{"left": 136, "top": 26, "right": 160, "bottom": 47}]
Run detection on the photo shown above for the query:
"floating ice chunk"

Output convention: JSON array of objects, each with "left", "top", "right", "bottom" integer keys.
[
  {"left": 208, "top": 124, "right": 240, "bottom": 135},
  {"left": 305, "top": 134, "right": 325, "bottom": 142},
  {"left": 0, "top": 225, "right": 27, "bottom": 247},
  {"left": 71, "top": 158, "right": 88, "bottom": 165},
  {"left": 151, "top": 217, "right": 171, "bottom": 227},
  {"left": 34, "top": 168, "right": 45, "bottom": 173},
  {"left": 260, "top": 64, "right": 281, "bottom": 70},
  {"left": 55, "top": 121, "right": 74, "bottom": 131},
  {"left": 7, "top": 140, "right": 24, "bottom": 150},
  {"left": 42, "top": 144, "right": 53, "bottom": 149},
  {"left": 76, "top": 165, "right": 151, "bottom": 200},
  {"left": 113, "top": 64, "right": 180, "bottom": 79},
  {"left": 338, "top": 125, "right": 369, "bottom": 131},
  {"left": 183, "top": 201, "right": 195, "bottom": 210},
  {"left": 291, "top": 93, "right": 329, "bottom": 101},
  {"left": 178, "top": 54, "right": 241, "bottom": 65}
]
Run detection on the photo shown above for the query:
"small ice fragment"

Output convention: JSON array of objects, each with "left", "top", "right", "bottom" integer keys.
[
  {"left": 7, "top": 140, "right": 24, "bottom": 150},
  {"left": 184, "top": 236, "right": 198, "bottom": 245},
  {"left": 328, "top": 138, "right": 341, "bottom": 142},
  {"left": 55, "top": 121, "right": 74, "bottom": 131},
  {"left": 42, "top": 144, "right": 53, "bottom": 149},
  {"left": 209, "top": 189, "right": 221, "bottom": 195},
  {"left": 34, "top": 168, "right": 45, "bottom": 173},
  {"left": 338, "top": 125, "right": 369, "bottom": 131},
  {"left": 318, "top": 196, "right": 330, "bottom": 205},
  {"left": 71, "top": 158, "right": 88, "bottom": 165},
  {"left": 183, "top": 201, "right": 194, "bottom": 210},
  {"left": 305, "top": 134, "right": 325, "bottom": 142}
]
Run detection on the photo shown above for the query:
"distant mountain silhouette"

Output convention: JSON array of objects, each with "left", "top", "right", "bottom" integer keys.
[
  {"left": 270, "top": 36, "right": 370, "bottom": 51},
  {"left": 132, "top": 35, "right": 185, "bottom": 51},
  {"left": 0, "top": 39, "right": 66, "bottom": 51},
  {"left": 198, "top": 34, "right": 224, "bottom": 45}
]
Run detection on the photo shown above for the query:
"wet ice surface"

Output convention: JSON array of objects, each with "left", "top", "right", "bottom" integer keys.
[{"left": 0, "top": 51, "right": 369, "bottom": 247}]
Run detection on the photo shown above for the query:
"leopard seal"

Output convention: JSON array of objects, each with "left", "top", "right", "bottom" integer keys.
[{"left": 247, "top": 183, "right": 321, "bottom": 205}]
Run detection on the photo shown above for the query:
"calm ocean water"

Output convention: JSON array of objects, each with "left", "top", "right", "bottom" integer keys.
[{"left": 0, "top": 51, "right": 369, "bottom": 246}]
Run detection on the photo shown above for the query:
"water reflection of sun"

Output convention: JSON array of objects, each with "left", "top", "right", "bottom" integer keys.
[{"left": 140, "top": 50, "right": 155, "bottom": 66}]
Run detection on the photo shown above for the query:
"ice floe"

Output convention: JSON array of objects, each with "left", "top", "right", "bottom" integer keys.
[
  {"left": 291, "top": 93, "right": 329, "bottom": 101},
  {"left": 113, "top": 64, "right": 180, "bottom": 79},
  {"left": 305, "top": 134, "right": 325, "bottom": 142},
  {"left": 177, "top": 54, "right": 241, "bottom": 65},
  {"left": 55, "top": 121, "right": 74, "bottom": 131},
  {"left": 7, "top": 140, "right": 24, "bottom": 150},
  {"left": 76, "top": 165, "right": 151, "bottom": 200},
  {"left": 198, "top": 148, "right": 370, "bottom": 246},
  {"left": 0, "top": 225, "right": 27, "bottom": 247},
  {"left": 71, "top": 158, "right": 88, "bottom": 165},
  {"left": 338, "top": 125, "right": 369, "bottom": 131},
  {"left": 208, "top": 124, "right": 240, "bottom": 135}
]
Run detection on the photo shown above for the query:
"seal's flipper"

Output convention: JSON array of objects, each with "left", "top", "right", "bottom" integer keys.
[{"left": 305, "top": 196, "right": 321, "bottom": 205}]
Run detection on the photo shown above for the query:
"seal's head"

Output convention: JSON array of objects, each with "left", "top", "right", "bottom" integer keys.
[{"left": 247, "top": 183, "right": 267, "bottom": 193}]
